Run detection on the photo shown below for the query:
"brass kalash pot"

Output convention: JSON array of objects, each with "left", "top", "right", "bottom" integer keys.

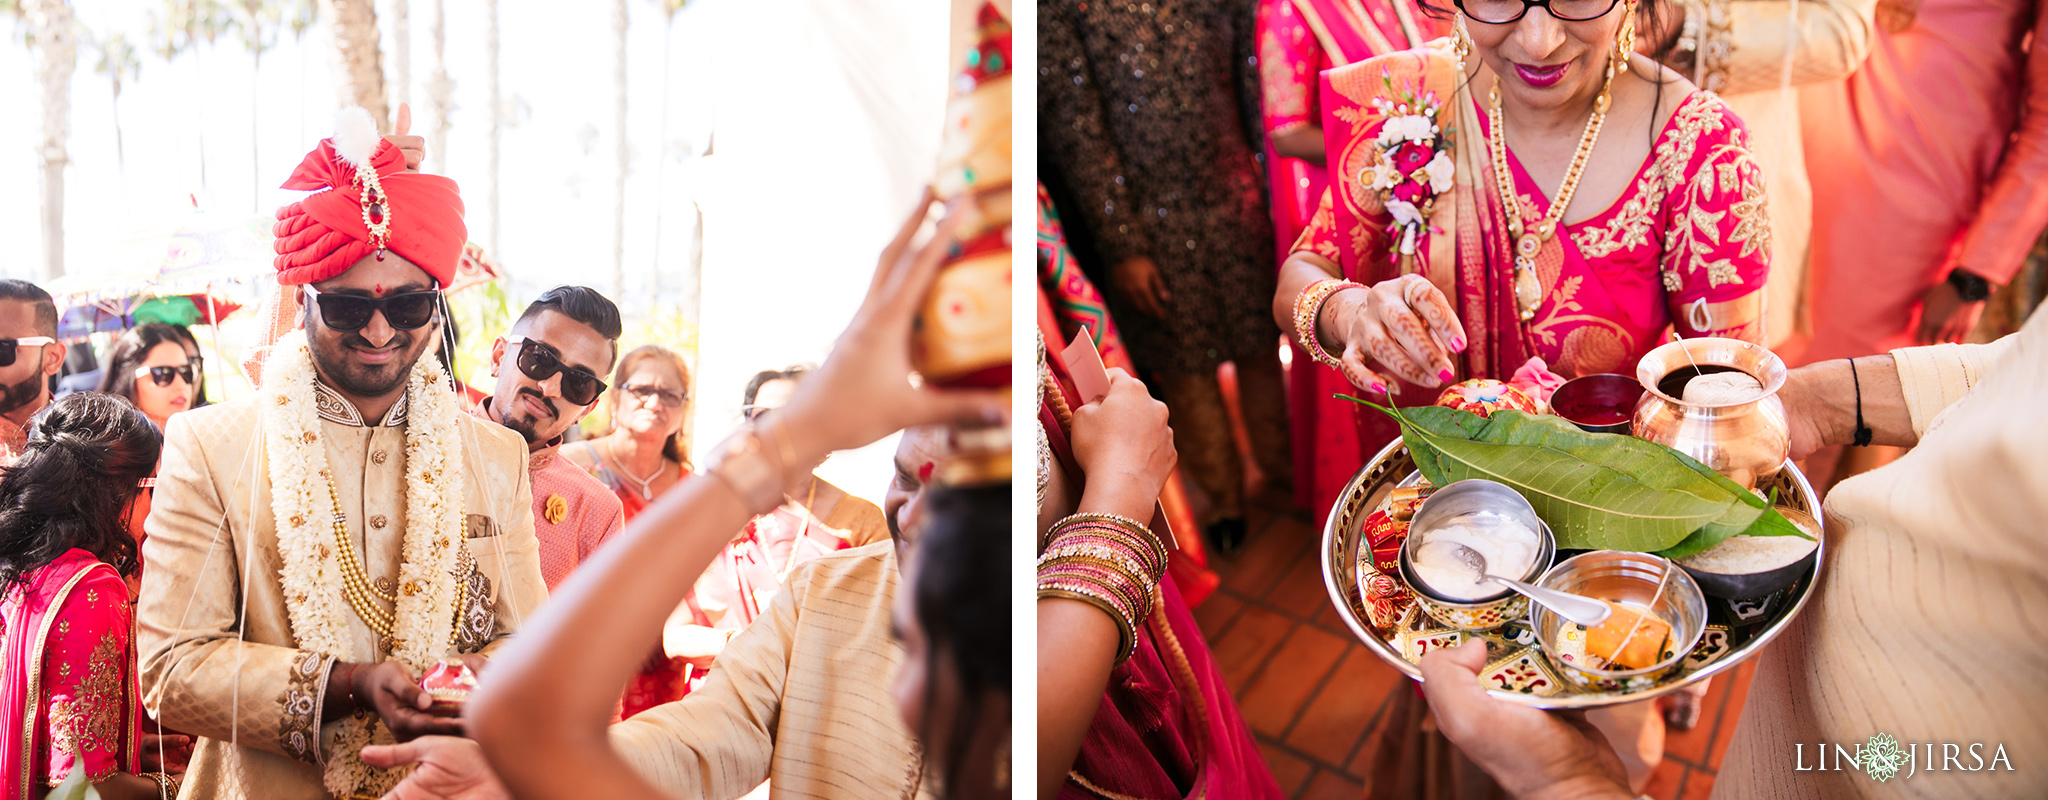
[{"left": 1630, "top": 338, "right": 1790, "bottom": 491}]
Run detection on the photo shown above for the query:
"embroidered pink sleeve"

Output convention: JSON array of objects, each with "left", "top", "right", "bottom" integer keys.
[
  {"left": 42, "top": 571, "right": 132, "bottom": 787},
  {"left": 1658, "top": 95, "right": 1772, "bottom": 342},
  {"left": 1291, "top": 188, "right": 1342, "bottom": 265},
  {"left": 1258, "top": 0, "right": 1321, "bottom": 136}
]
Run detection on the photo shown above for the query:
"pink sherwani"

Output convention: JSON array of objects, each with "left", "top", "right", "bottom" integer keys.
[
  {"left": 474, "top": 401, "right": 626, "bottom": 593},
  {"left": 1796, "top": 0, "right": 2048, "bottom": 363}
]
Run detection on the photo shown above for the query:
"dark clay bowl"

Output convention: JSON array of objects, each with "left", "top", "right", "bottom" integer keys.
[{"left": 1676, "top": 507, "right": 1821, "bottom": 600}]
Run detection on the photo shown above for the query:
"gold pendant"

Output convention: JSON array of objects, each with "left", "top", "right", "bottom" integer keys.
[{"left": 1513, "top": 257, "right": 1542, "bottom": 321}]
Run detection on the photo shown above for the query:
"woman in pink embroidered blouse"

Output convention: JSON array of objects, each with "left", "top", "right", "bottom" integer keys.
[
  {"left": 1257, "top": 0, "right": 1445, "bottom": 529},
  {"left": 0, "top": 394, "right": 186, "bottom": 799},
  {"left": 1271, "top": 1, "right": 1774, "bottom": 470}
]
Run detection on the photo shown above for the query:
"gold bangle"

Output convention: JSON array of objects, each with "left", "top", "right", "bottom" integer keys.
[
  {"left": 1038, "top": 583, "right": 1139, "bottom": 665},
  {"left": 1293, "top": 278, "right": 1364, "bottom": 370}
]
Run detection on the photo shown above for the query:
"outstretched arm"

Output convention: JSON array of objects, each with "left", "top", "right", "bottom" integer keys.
[{"left": 463, "top": 197, "right": 1005, "bottom": 799}]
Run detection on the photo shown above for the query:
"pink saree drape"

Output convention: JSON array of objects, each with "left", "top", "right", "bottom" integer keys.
[
  {"left": 1258, "top": 0, "right": 1446, "bottom": 526},
  {"left": 1039, "top": 310, "right": 1281, "bottom": 800},
  {"left": 1, "top": 549, "right": 140, "bottom": 799}
]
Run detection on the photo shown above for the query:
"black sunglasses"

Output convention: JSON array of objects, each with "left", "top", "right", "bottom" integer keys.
[
  {"left": 304, "top": 285, "right": 442, "bottom": 332},
  {"left": 0, "top": 337, "right": 55, "bottom": 368},
  {"left": 136, "top": 364, "right": 196, "bottom": 387},
  {"left": 1454, "top": 0, "right": 1623, "bottom": 24},
  {"left": 505, "top": 335, "right": 607, "bottom": 406}
]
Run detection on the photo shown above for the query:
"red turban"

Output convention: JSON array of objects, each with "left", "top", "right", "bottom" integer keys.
[{"left": 272, "top": 136, "right": 465, "bottom": 286}]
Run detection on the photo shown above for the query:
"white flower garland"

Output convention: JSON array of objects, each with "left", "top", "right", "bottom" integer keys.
[{"left": 263, "top": 330, "right": 467, "bottom": 797}]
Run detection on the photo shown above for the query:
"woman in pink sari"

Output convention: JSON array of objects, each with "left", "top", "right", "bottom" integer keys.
[
  {"left": 0, "top": 394, "right": 181, "bottom": 799},
  {"left": 1273, "top": 0, "right": 1772, "bottom": 462},
  {"left": 1257, "top": 0, "right": 1445, "bottom": 526}
]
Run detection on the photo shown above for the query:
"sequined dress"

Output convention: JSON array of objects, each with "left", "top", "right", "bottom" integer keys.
[{"left": 1039, "top": 0, "right": 1279, "bottom": 375}]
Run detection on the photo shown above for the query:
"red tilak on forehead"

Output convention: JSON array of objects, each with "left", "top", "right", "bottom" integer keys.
[
  {"left": 374, "top": 283, "right": 385, "bottom": 295},
  {"left": 918, "top": 461, "right": 935, "bottom": 482}
]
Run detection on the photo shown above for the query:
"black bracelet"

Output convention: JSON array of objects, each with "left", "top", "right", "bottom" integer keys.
[{"left": 1846, "top": 357, "right": 1873, "bottom": 447}]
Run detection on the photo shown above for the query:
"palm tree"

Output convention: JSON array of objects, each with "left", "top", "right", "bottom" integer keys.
[
  {"left": 485, "top": 0, "right": 499, "bottom": 253},
  {"left": 6, "top": 0, "right": 80, "bottom": 280},
  {"left": 612, "top": 0, "right": 628, "bottom": 299},
  {"left": 93, "top": 31, "right": 140, "bottom": 174},
  {"left": 648, "top": 0, "right": 686, "bottom": 313},
  {"left": 232, "top": 0, "right": 282, "bottom": 209},
  {"left": 390, "top": 0, "right": 407, "bottom": 110},
  {"left": 318, "top": 0, "right": 385, "bottom": 130},
  {"left": 150, "top": 0, "right": 233, "bottom": 195},
  {"left": 426, "top": 0, "right": 452, "bottom": 174}
]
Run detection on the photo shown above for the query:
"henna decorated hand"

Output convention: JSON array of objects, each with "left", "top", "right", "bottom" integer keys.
[{"left": 1322, "top": 274, "right": 1468, "bottom": 394}]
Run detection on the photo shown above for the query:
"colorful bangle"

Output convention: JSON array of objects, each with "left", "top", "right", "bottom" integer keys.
[
  {"left": 1047, "top": 528, "right": 1166, "bottom": 583},
  {"left": 1051, "top": 513, "right": 1168, "bottom": 573},
  {"left": 1038, "top": 579, "right": 1141, "bottom": 665},
  {"left": 1293, "top": 278, "right": 1365, "bottom": 370}
]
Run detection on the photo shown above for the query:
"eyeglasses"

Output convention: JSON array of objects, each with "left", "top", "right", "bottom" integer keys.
[
  {"left": 1455, "top": 0, "right": 1623, "bottom": 24},
  {"left": 136, "top": 364, "right": 196, "bottom": 387},
  {"left": 303, "top": 285, "right": 442, "bottom": 332},
  {"left": 622, "top": 384, "right": 687, "bottom": 408},
  {"left": 504, "top": 335, "right": 608, "bottom": 406},
  {"left": 0, "top": 337, "right": 55, "bottom": 367}
]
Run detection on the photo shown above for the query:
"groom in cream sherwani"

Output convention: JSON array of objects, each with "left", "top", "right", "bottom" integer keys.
[{"left": 137, "top": 109, "right": 546, "bottom": 800}]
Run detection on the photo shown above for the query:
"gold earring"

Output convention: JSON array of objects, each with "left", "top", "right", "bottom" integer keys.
[
  {"left": 1611, "top": 5, "right": 1636, "bottom": 75},
  {"left": 1452, "top": 13, "right": 1473, "bottom": 64}
]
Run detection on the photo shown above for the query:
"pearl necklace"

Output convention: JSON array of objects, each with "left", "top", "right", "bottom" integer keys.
[
  {"left": 323, "top": 469, "right": 470, "bottom": 647},
  {"left": 1486, "top": 74, "right": 1613, "bottom": 321}
]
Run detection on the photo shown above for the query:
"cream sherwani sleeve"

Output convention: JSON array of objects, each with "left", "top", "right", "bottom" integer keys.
[
  {"left": 137, "top": 408, "right": 336, "bottom": 766},
  {"left": 1718, "top": 307, "right": 2048, "bottom": 797}
]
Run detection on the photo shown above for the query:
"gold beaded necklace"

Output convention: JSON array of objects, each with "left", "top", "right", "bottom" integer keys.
[
  {"left": 322, "top": 470, "right": 471, "bottom": 647},
  {"left": 1486, "top": 72, "right": 1614, "bottom": 321}
]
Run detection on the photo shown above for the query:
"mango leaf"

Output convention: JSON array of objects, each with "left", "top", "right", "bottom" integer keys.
[{"left": 1342, "top": 399, "right": 1807, "bottom": 555}]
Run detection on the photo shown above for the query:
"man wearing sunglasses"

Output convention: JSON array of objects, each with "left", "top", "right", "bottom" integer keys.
[
  {"left": 0, "top": 280, "right": 64, "bottom": 466},
  {"left": 136, "top": 107, "right": 547, "bottom": 800},
  {"left": 476, "top": 286, "right": 627, "bottom": 593}
]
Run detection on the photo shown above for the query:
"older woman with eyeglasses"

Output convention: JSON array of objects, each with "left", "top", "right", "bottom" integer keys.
[{"left": 98, "top": 323, "right": 206, "bottom": 430}]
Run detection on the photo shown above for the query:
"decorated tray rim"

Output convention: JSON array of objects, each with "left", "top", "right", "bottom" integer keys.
[{"left": 1318, "top": 436, "right": 1826, "bottom": 709}]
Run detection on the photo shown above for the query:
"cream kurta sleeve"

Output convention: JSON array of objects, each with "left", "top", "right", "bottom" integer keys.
[
  {"left": 1889, "top": 336, "right": 2017, "bottom": 437},
  {"left": 609, "top": 566, "right": 791, "bottom": 798},
  {"left": 469, "top": 420, "right": 547, "bottom": 655},
  {"left": 137, "top": 411, "right": 336, "bottom": 766}
]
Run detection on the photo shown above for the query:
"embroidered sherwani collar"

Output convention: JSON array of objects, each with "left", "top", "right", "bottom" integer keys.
[{"left": 313, "top": 381, "right": 409, "bottom": 428}]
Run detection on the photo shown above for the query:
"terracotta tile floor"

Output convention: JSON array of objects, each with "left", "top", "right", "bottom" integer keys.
[{"left": 1196, "top": 495, "right": 1754, "bottom": 800}]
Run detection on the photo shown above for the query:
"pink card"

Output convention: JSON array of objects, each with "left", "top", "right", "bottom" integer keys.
[{"left": 1060, "top": 330, "right": 1177, "bottom": 551}]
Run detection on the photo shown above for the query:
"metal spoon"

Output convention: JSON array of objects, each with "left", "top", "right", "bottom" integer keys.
[{"left": 1448, "top": 543, "right": 1612, "bottom": 626}]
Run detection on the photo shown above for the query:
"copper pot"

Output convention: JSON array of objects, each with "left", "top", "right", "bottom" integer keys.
[{"left": 1630, "top": 338, "right": 1789, "bottom": 490}]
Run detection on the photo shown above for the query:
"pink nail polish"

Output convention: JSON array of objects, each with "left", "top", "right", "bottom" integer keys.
[
  {"left": 1439, "top": 368, "right": 1455, "bottom": 383},
  {"left": 1370, "top": 381, "right": 1388, "bottom": 395},
  {"left": 1450, "top": 336, "right": 1467, "bottom": 352}
]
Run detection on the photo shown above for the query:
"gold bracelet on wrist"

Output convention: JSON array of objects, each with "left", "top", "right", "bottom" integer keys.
[
  {"left": 1293, "top": 278, "right": 1364, "bottom": 370},
  {"left": 1049, "top": 513, "right": 1169, "bottom": 576},
  {"left": 1038, "top": 582, "right": 1140, "bottom": 665},
  {"left": 704, "top": 424, "right": 789, "bottom": 515}
]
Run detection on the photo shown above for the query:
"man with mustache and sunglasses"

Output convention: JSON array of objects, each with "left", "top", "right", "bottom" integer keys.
[
  {"left": 474, "top": 285, "right": 628, "bottom": 593},
  {"left": 0, "top": 280, "right": 65, "bottom": 466},
  {"left": 136, "top": 107, "right": 547, "bottom": 800}
]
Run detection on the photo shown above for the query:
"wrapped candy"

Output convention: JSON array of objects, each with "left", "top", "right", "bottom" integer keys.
[
  {"left": 1361, "top": 508, "right": 1410, "bottom": 575},
  {"left": 1435, "top": 379, "right": 1539, "bottom": 418},
  {"left": 418, "top": 659, "right": 479, "bottom": 716}
]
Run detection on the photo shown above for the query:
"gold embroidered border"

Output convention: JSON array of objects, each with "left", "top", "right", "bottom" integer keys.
[{"left": 278, "top": 650, "right": 333, "bottom": 765}]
